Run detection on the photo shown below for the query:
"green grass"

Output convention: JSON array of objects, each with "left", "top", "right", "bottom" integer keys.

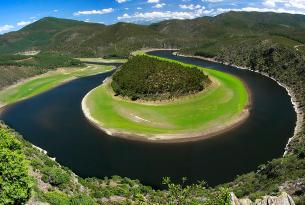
[
  {"left": 84, "top": 64, "right": 249, "bottom": 137},
  {"left": 0, "top": 64, "right": 112, "bottom": 105},
  {"left": 77, "top": 58, "right": 127, "bottom": 63}
]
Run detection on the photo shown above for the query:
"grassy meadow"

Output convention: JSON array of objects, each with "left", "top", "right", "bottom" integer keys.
[
  {"left": 0, "top": 64, "right": 112, "bottom": 105},
  {"left": 84, "top": 65, "right": 249, "bottom": 138}
]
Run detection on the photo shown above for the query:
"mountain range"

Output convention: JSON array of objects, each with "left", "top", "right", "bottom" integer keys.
[{"left": 1, "top": 11, "right": 305, "bottom": 57}]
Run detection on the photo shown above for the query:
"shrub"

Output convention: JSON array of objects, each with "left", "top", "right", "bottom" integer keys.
[
  {"left": 69, "top": 194, "right": 97, "bottom": 205},
  {"left": 42, "top": 166, "right": 70, "bottom": 186},
  {"left": 0, "top": 128, "right": 32, "bottom": 204},
  {"left": 44, "top": 191, "right": 69, "bottom": 205}
]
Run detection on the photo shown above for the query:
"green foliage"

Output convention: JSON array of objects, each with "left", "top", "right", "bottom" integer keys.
[
  {"left": 44, "top": 191, "right": 97, "bottom": 205},
  {"left": 161, "top": 177, "right": 207, "bottom": 205},
  {"left": 0, "top": 52, "right": 82, "bottom": 69},
  {"left": 41, "top": 166, "right": 70, "bottom": 186},
  {"left": 225, "top": 154, "right": 305, "bottom": 201},
  {"left": 0, "top": 52, "right": 83, "bottom": 89},
  {"left": 112, "top": 55, "right": 210, "bottom": 100},
  {"left": 204, "top": 188, "right": 231, "bottom": 205},
  {"left": 2, "top": 12, "right": 305, "bottom": 57},
  {"left": 69, "top": 194, "right": 97, "bottom": 205},
  {"left": 0, "top": 128, "right": 32, "bottom": 204},
  {"left": 44, "top": 191, "right": 70, "bottom": 205}
]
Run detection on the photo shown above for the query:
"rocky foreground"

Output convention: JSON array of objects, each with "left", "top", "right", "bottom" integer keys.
[{"left": 231, "top": 192, "right": 295, "bottom": 205}]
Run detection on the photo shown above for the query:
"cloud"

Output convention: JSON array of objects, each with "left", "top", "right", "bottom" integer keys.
[
  {"left": 179, "top": 4, "right": 202, "bottom": 10},
  {"left": 153, "top": 3, "right": 166, "bottom": 8},
  {"left": 53, "top": 9, "right": 59, "bottom": 12},
  {"left": 214, "top": 6, "right": 305, "bottom": 16},
  {"left": 74, "top": 8, "right": 114, "bottom": 16},
  {"left": 261, "top": 0, "right": 305, "bottom": 10},
  {"left": 202, "top": 0, "right": 223, "bottom": 2},
  {"left": 263, "top": 0, "right": 277, "bottom": 7},
  {"left": 0, "top": 25, "right": 14, "bottom": 34},
  {"left": 147, "top": 0, "right": 159, "bottom": 3},
  {"left": 117, "top": 9, "right": 214, "bottom": 22},
  {"left": 17, "top": 21, "right": 32, "bottom": 26},
  {"left": 116, "top": 0, "right": 127, "bottom": 3}
]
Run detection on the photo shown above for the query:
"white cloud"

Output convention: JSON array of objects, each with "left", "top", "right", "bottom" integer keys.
[
  {"left": 53, "top": 9, "right": 59, "bottom": 12},
  {"left": 179, "top": 4, "right": 202, "bottom": 10},
  {"left": 147, "top": 0, "right": 159, "bottom": 3},
  {"left": 17, "top": 21, "right": 32, "bottom": 26},
  {"left": 202, "top": 0, "right": 223, "bottom": 2},
  {"left": 74, "top": 8, "right": 114, "bottom": 16},
  {"left": 283, "top": 0, "right": 305, "bottom": 9},
  {"left": 137, "top": 7, "right": 142, "bottom": 10},
  {"left": 0, "top": 25, "right": 14, "bottom": 34},
  {"left": 213, "top": 6, "right": 305, "bottom": 16},
  {"left": 117, "top": 9, "right": 214, "bottom": 22},
  {"left": 263, "top": 0, "right": 276, "bottom": 7},
  {"left": 153, "top": 3, "right": 166, "bottom": 8},
  {"left": 261, "top": 0, "right": 305, "bottom": 10},
  {"left": 116, "top": 0, "right": 127, "bottom": 3}
]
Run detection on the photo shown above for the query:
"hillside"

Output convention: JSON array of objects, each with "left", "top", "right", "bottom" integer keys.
[
  {"left": 0, "top": 11, "right": 305, "bottom": 204},
  {"left": 1, "top": 11, "right": 305, "bottom": 57},
  {"left": 0, "top": 53, "right": 82, "bottom": 90}
]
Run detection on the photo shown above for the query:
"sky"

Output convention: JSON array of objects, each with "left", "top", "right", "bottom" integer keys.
[{"left": 1, "top": 0, "right": 305, "bottom": 34}]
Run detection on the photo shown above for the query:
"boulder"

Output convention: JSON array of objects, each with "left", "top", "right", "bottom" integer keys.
[{"left": 231, "top": 192, "right": 295, "bottom": 205}]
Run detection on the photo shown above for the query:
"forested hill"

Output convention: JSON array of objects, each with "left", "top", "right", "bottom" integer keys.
[{"left": 1, "top": 11, "right": 305, "bottom": 57}]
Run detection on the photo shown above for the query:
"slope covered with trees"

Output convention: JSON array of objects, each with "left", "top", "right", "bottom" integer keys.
[
  {"left": 1, "top": 12, "right": 305, "bottom": 57},
  {"left": 0, "top": 10, "right": 305, "bottom": 204},
  {"left": 112, "top": 55, "right": 210, "bottom": 100},
  {"left": 0, "top": 52, "right": 82, "bottom": 89}
]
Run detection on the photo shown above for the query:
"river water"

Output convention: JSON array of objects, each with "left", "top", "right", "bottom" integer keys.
[{"left": 0, "top": 50, "right": 296, "bottom": 188}]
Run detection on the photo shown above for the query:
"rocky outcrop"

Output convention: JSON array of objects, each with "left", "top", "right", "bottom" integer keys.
[{"left": 231, "top": 192, "right": 295, "bottom": 205}]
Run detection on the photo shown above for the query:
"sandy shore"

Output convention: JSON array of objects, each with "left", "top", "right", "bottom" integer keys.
[
  {"left": 81, "top": 70, "right": 251, "bottom": 143},
  {"left": 175, "top": 52, "right": 304, "bottom": 154}
]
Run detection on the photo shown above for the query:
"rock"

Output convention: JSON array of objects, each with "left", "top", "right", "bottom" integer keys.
[
  {"left": 231, "top": 193, "right": 253, "bottom": 205},
  {"left": 239, "top": 198, "right": 254, "bottom": 205},
  {"left": 254, "top": 192, "right": 295, "bottom": 205},
  {"left": 231, "top": 192, "right": 295, "bottom": 205}
]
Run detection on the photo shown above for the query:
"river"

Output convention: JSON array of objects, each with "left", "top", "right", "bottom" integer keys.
[{"left": 0, "top": 50, "right": 296, "bottom": 188}]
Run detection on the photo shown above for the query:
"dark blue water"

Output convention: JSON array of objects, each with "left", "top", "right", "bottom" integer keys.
[{"left": 0, "top": 51, "right": 296, "bottom": 188}]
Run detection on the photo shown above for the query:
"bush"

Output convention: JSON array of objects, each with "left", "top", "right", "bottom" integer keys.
[
  {"left": 69, "top": 194, "right": 97, "bottom": 205},
  {"left": 44, "top": 191, "right": 69, "bottom": 205},
  {"left": 42, "top": 166, "right": 70, "bottom": 186},
  {"left": 0, "top": 128, "right": 32, "bottom": 204}
]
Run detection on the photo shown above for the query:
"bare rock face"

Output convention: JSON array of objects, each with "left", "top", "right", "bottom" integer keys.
[{"left": 231, "top": 192, "right": 295, "bottom": 205}]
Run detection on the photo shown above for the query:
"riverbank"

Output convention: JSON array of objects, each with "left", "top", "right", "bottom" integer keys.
[
  {"left": 175, "top": 52, "right": 304, "bottom": 154},
  {"left": 0, "top": 64, "right": 114, "bottom": 109},
  {"left": 82, "top": 62, "right": 250, "bottom": 143}
]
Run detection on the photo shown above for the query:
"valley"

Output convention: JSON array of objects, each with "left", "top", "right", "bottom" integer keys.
[{"left": 0, "top": 10, "right": 304, "bottom": 205}]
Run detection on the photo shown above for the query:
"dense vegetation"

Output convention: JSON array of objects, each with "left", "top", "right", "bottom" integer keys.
[
  {"left": 0, "top": 123, "right": 233, "bottom": 204},
  {"left": 1, "top": 12, "right": 305, "bottom": 58},
  {"left": 0, "top": 52, "right": 82, "bottom": 89},
  {"left": 112, "top": 55, "right": 210, "bottom": 100},
  {"left": 0, "top": 11, "right": 305, "bottom": 204},
  {"left": 0, "top": 126, "right": 32, "bottom": 204},
  {"left": 207, "top": 39, "right": 305, "bottom": 205}
]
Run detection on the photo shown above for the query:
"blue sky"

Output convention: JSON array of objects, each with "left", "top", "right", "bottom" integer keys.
[{"left": 1, "top": 0, "right": 305, "bottom": 34}]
